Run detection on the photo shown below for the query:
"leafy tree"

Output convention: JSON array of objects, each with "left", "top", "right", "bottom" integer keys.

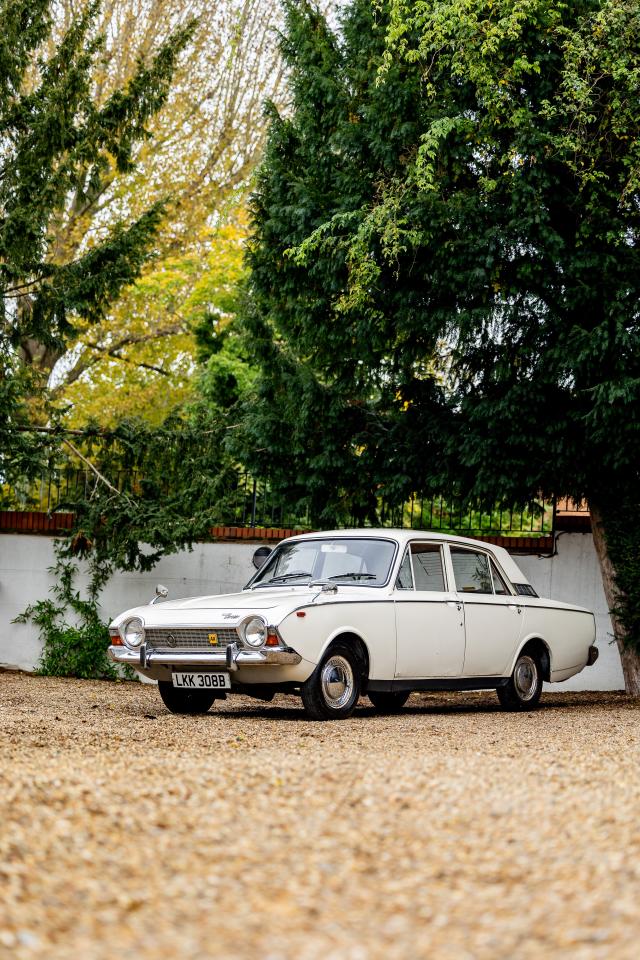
[
  {"left": 237, "top": 0, "right": 640, "bottom": 692},
  {"left": 57, "top": 211, "right": 252, "bottom": 426},
  {"left": 0, "top": 0, "right": 193, "bottom": 422},
  {"left": 26, "top": 0, "right": 286, "bottom": 419}
]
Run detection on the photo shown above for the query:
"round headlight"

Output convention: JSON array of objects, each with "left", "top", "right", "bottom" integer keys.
[
  {"left": 242, "top": 617, "right": 267, "bottom": 648},
  {"left": 122, "top": 617, "right": 145, "bottom": 649}
]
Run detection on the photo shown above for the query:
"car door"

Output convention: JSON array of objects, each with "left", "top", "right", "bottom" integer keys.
[
  {"left": 394, "top": 542, "right": 466, "bottom": 678},
  {"left": 447, "top": 546, "right": 525, "bottom": 677}
]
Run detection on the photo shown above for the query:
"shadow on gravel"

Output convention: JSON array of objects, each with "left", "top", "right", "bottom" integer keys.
[{"left": 120, "top": 690, "right": 634, "bottom": 721}]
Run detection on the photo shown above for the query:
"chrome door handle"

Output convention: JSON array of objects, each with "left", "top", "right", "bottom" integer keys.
[
  {"left": 508, "top": 605, "right": 523, "bottom": 614},
  {"left": 447, "top": 601, "right": 462, "bottom": 611}
]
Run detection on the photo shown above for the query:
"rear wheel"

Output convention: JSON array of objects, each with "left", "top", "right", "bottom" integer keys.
[
  {"left": 158, "top": 681, "right": 216, "bottom": 715},
  {"left": 301, "top": 642, "right": 362, "bottom": 720},
  {"left": 368, "top": 690, "right": 410, "bottom": 714},
  {"left": 497, "top": 652, "right": 543, "bottom": 711}
]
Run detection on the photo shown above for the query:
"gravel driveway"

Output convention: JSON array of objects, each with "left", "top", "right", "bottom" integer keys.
[{"left": 1, "top": 673, "right": 639, "bottom": 960}]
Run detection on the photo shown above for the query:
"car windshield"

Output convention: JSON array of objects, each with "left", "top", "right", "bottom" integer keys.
[{"left": 250, "top": 538, "right": 396, "bottom": 588}]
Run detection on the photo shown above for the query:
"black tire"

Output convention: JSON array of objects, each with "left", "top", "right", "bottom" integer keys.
[
  {"left": 368, "top": 690, "right": 410, "bottom": 714},
  {"left": 301, "top": 641, "right": 362, "bottom": 720},
  {"left": 158, "top": 680, "right": 217, "bottom": 715},
  {"left": 497, "top": 651, "right": 543, "bottom": 711}
]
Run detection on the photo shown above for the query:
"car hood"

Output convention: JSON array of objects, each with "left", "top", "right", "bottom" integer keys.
[
  {"left": 109, "top": 585, "right": 381, "bottom": 630},
  {"left": 153, "top": 589, "right": 302, "bottom": 611}
]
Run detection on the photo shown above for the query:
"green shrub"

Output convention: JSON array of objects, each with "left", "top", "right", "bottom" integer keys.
[{"left": 14, "top": 553, "right": 129, "bottom": 680}]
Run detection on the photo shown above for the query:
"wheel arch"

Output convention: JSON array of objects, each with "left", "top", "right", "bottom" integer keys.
[
  {"left": 511, "top": 635, "right": 552, "bottom": 682},
  {"left": 319, "top": 629, "right": 371, "bottom": 684}
]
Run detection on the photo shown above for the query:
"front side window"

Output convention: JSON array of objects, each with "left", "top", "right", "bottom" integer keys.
[
  {"left": 395, "top": 549, "right": 414, "bottom": 590},
  {"left": 411, "top": 543, "right": 446, "bottom": 591},
  {"left": 394, "top": 543, "right": 446, "bottom": 592},
  {"left": 450, "top": 548, "right": 493, "bottom": 594},
  {"left": 250, "top": 538, "right": 396, "bottom": 588}
]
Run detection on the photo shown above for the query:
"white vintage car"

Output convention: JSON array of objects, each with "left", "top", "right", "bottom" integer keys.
[{"left": 108, "top": 530, "right": 598, "bottom": 719}]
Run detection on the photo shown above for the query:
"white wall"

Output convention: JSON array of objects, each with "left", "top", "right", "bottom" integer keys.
[
  {"left": 0, "top": 536, "right": 257, "bottom": 673},
  {"left": 517, "top": 532, "right": 624, "bottom": 691},
  {"left": 0, "top": 532, "right": 625, "bottom": 690}
]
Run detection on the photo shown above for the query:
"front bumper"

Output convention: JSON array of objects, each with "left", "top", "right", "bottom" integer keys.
[{"left": 108, "top": 641, "right": 302, "bottom": 671}]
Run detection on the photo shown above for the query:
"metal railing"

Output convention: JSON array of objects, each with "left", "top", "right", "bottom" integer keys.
[
  {"left": 554, "top": 497, "right": 590, "bottom": 515},
  {"left": 1, "top": 467, "right": 559, "bottom": 537},
  {"left": 376, "top": 493, "right": 553, "bottom": 537}
]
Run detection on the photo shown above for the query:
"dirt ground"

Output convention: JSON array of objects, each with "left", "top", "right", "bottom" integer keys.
[{"left": 0, "top": 673, "right": 639, "bottom": 960}]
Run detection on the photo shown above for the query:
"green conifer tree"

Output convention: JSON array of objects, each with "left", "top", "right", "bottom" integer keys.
[{"left": 237, "top": 0, "right": 640, "bottom": 693}]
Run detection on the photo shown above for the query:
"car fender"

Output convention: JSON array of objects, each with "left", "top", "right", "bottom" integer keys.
[
  {"left": 508, "top": 605, "right": 595, "bottom": 676},
  {"left": 506, "top": 634, "right": 553, "bottom": 678},
  {"left": 278, "top": 602, "right": 395, "bottom": 680}
]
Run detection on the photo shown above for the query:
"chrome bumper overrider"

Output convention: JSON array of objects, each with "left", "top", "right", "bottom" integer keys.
[{"left": 108, "top": 641, "right": 302, "bottom": 671}]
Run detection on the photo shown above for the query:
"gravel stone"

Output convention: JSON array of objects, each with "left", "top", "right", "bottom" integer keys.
[{"left": 1, "top": 673, "right": 639, "bottom": 959}]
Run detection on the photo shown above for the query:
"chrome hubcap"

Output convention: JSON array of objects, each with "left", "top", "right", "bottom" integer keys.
[
  {"left": 514, "top": 655, "right": 538, "bottom": 700},
  {"left": 320, "top": 656, "right": 354, "bottom": 710}
]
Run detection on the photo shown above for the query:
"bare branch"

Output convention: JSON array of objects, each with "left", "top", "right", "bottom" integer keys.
[{"left": 61, "top": 438, "right": 122, "bottom": 495}]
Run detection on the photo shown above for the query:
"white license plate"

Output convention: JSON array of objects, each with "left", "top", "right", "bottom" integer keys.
[{"left": 172, "top": 672, "right": 230, "bottom": 690}]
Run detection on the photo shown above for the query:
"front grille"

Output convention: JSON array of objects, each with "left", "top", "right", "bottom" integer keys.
[{"left": 145, "top": 627, "right": 239, "bottom": 651}]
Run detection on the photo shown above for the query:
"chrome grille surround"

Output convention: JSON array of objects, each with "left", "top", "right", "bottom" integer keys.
[{"left": 144, "top": 627, "right": 239, "bottom": 651}]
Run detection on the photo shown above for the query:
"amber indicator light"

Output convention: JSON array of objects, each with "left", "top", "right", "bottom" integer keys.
[{"left": 266, "top": 627, "right": 280, "bottom": 647}]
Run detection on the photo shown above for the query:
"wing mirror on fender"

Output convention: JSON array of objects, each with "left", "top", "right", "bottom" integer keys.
[{"left": 150, "top": 584, "right": 169, "bottom": 605}]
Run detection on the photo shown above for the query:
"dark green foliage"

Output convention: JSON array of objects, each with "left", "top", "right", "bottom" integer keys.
[
  {"left": 48, "top": 412, "right": 240, "bottom": 572},
  {"left": 597, "top": 492, "right": 640, "bottom": 649},
  {"left": 14, "top": 553, "right": 122, "bottom": 680},
  {"left": 234, "top": 0, "right": 450, "bottom": 524},
  {"left": 0, "top": 354, "right": 48, "bottom": 481},
  {"left": 238, "top": 0, "right": 640, "bottom": 658}
]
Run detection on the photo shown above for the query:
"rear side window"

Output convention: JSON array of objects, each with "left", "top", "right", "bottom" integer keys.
[{"left": 450, "top": 548, "right": 493, "bottom": 594}]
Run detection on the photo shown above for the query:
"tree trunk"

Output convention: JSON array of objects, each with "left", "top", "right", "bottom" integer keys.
[{"left": 590, "top": 503, "right": 640, "bottom": 696}]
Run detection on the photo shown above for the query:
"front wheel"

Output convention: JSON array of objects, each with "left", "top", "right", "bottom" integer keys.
[
  {"left": 301, "top": 642, "right": 362, "bottom": 720},
  {"left": 497, "top": 652, "right": 543, "bottom": 711},
  {"left": 368, "top": 690, "right": 410, "bottom": 714},
  {"left": 158, "top": 681, "right": 217, "bottom": 715}
]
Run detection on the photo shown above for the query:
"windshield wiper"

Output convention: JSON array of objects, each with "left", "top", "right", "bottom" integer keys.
[
  {"left": 256, "top": 571, "right": 313, "bottom": 586},
  {"left": 328, "top": 572, "right": 377, "bottom": 581}
]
